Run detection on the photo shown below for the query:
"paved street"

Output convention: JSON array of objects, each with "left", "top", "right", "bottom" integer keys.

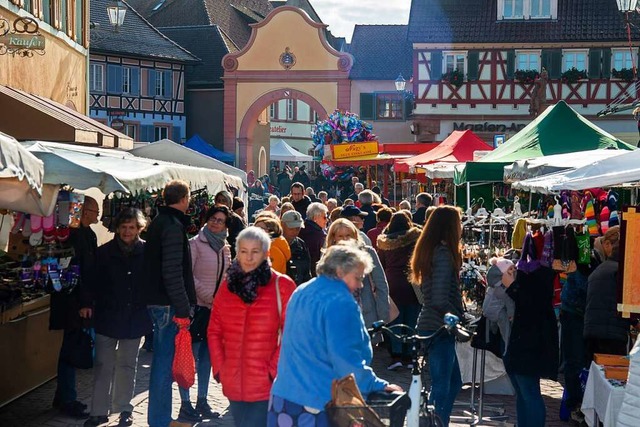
[{"left": 0, "top": 344, "right": 566, "bottom": 427}]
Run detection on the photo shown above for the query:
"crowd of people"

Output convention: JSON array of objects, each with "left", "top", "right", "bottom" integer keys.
[{"left": 45, "top": 169, "right": 637, "bottom": 427}]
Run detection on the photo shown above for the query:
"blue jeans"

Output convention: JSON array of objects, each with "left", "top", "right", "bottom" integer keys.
[
  {"left": 178, "top": 340, "right": 211, "bottom": 401},
  {"left": 389, "top": 304, "right": 421, "bottom": 358},
  {"left": 147, "top": 306, "right": 177, "bottom": 427},
  {"left": 560, "top": 310, "right": 587, "bottom": 410},
  {"left": 55, "top": 329, "right": 78, "bottom": 404},
  {"left": 229, "top": 400, "right": 269, "bottom": 427},
  {"left": 424, "top": 330, "right": 462, "bottom": 425},
  {"left": 508, "top": 373, "right": 545, "bottom": 427}
]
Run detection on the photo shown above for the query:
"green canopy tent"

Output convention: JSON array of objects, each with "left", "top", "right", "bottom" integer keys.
[{"left": 454, "top": 101, "right": 635, "bottom": 185}]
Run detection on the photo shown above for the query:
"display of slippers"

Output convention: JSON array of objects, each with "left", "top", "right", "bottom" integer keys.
[{"left": 29, "top": 230, "right": 43, "bottom": 247}]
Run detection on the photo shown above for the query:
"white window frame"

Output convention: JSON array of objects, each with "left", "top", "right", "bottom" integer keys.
[
  {"left": 269, "top": 103, "right": 276, "bottom": 119},
  {"left": 154, "top": 125, "right": 169, "bottom": 141},
  {"left": 497, "top": 0, "right": 556, "bottom": 20},
  {"left": 515, "top": 50, "right": 541, "bottom": 71},
  {"left": 443, "top": 51, "right": 466, "bottom": 74},
  {"left": 124, "top": 123, "right": 137, "bottom": 140},
  {"left": 90, "top": 63, "right": 104, "bottom": 92},
  {"left": 286, "top": 99, "right": 294, "bottom": 120},
  {"left": 155, "top": 71, "right": 165, "bottom": 97},
  {"left": 612, "top": 48, "right": 635, "bottom": 71},
  {"left": 563, "top": 49, "right": 588, "bottom": 72},
  {"left": 122, "top": 67, "right": 131, "bottom": 94}
]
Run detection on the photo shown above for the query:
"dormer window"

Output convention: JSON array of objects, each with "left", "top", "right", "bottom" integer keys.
[{"left": 498, "top": 0, "right": 556, "bottom": 20}]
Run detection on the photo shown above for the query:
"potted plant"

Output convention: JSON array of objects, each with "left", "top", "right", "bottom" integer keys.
[
  {"left": 561, "top": 67, "right": 588, "bottom": 84},
  {"left": 514, "top": 69, "right": 540, "bottom": 84},
  {"left": 612, "top": 68, "right": 636, "bottom": 82},
  {"left": 442, "top": 69, "right": 464, "bottom": 88}
]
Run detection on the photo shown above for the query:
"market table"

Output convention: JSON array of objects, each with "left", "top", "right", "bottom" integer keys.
[{"left": 581, "top": 361, "right": 626, "bottom": 427}]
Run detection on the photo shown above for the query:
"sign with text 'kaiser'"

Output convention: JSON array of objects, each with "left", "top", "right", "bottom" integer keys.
[{"left": 331, "top": 141, "right": 379, "bottom": 160}]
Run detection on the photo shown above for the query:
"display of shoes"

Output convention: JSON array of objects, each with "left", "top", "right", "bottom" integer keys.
[
  {"left": 118, "top": 411, "right": 133, "bottom": 426},
  {"left": 387, "top": 361, "right": 403, "bottom": 370},
  {"left": 196, "top": 399, "right": 220, "bottom": 419},
  {"left": 178, "top": 402, "right": 202, "bottom": 422},
  {"left": 83, "top": 415, "right": 108, "bottom": 426}
]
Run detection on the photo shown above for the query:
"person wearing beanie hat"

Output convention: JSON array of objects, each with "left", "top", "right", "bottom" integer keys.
[{"left": 483, "top": 257, "right": 516, "bottom": 355}]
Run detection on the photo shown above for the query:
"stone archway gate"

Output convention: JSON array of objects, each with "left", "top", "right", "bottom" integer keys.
[{"left": 222, "top": 6, "right": 353, "bottom": 171}]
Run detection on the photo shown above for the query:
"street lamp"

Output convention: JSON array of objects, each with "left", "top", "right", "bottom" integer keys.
[
  {"left": 107, "top": 1, "right": 127, "bottom": 32},
  {"left": 616, "top": 0, "right": 638, "bottom": 80},
  {"left": 395, "top": 74, "right": 407, "bottom": 92},
  {"left": 617, "top": 0, "right": 638, "bottom": 12}
]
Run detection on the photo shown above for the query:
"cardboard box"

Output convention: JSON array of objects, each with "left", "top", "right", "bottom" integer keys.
[
  {"left": 595, "top": 353, "right": 630, "bottom": 367},
  {"left": 604, "top": 366, "right": 629, "bottom": 381}
]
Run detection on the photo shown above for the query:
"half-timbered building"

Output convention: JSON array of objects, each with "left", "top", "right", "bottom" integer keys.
[
  {"left": 88, "top": 0, "right": 199, "bottom": 143},
  {"left": 408, "top": 0, "right": 640, "bottom": 145}
]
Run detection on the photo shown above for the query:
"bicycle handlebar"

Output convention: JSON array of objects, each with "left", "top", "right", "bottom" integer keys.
[{"left": 369, "top": 313, "right": 473, "bottom": 344}]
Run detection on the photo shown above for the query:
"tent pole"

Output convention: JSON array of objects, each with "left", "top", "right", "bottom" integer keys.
[
  {"left": 529, "top": 190, "right": 533, "bottom": 214},
  {"left": 394, "top": 171, "right": 397, "bottom": 207},
  {"left": 466, "top": 182, "right": 471, "bottom": 210},
  {"left": 454, "top": 183, "right": 457, "bottom": 206}
]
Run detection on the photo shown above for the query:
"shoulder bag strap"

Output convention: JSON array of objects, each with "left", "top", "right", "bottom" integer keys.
[
  {"left": 212, "top": 250, "right": 225, "bottom": 300},
  {"left": 275, "top": 275, "right": 282, "bottom": 345}
]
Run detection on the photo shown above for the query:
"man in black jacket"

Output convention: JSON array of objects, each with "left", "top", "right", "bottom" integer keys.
[
  {"left": 412, "top": 192, "right": 433, "bottom": 226},
  {"left": 281, "top": 210, "right": 311, "bottom": 285},
  {"left": 143, "top": 180, "right": 197, "bottom": 427},
  {"left": 290, "top": 182, "right": 311, "bottom": 219},
  {"left": 50, "top": 196, "right": 99, "bottom": 418}
]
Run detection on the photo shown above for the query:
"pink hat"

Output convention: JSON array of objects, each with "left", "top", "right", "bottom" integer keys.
[{"left": 489, "top": 257, "right": 514, "bottom": 274}]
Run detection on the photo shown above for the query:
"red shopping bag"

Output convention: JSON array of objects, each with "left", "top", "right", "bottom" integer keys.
[{"left": 172, "top": 316, "right": 195, "bottom": 389}]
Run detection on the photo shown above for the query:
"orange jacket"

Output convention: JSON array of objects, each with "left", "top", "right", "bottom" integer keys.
[
  {"left": 269, "top": 236, "right": 291, "bottom": 274},
  {"left": 208, "top": 271, "right": 296, "bottom": 402}
]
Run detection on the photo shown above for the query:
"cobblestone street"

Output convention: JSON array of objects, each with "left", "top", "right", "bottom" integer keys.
[{"left": 0, "top": 345, "right": 566, "bottom": 427}]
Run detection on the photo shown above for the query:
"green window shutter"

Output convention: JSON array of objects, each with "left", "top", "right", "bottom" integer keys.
[
  {"left": 506, "top": 50, "right": 515, "bottom": 80},
  {"left": 467, "top": 51, "right": 480, "bottom": 81},
  {"left": 588, "top": 49, "right": 602, "bottom": 79},
  {"left": 403, "top": 96, "right": 414, "bottom": 120},
  {"left": 542, "top": 49, "right": 562, "bottom": 79},
  {"left": 359, "top": 93, "right": 375, "bottom": 120},
  {"left": 430, "top": 50, "right": 442, "bottom": 80},
  {"left": 602, "top": 48, "right": 611, "bottom": 78}
]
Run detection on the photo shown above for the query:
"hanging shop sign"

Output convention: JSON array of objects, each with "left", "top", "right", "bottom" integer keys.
[
  {"left": 331, "top": 141, "right": 379, "bottom": 160},
  {"left": 0, "top": 17, "right": 46, "bottom": 57}
]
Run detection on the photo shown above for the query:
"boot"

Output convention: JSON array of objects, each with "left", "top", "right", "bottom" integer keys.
[
  {"left": 196, "top": 398, "right": 220, "bottom": 419},
  {"left": 178, "top": 401, "right": 202, "bottom": 422}
]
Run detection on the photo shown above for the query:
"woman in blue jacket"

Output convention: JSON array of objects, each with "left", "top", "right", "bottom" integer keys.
[{"left": 269, "top": 240, "right": 403, "bottom": 426}]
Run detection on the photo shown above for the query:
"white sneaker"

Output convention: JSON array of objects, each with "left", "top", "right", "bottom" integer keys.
[{"left": 387, "top": 361, "right": 403, "bottom": 370}]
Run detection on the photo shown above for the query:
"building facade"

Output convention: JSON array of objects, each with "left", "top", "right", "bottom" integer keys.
[
  {"left": 88, "top": 0, "right": 198, "bottom": 142},
  {"left": 407, "top": 0, "right": 640, "bottom": 145}
]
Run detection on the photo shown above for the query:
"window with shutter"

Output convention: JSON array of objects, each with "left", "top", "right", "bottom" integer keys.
[
  {"left": 359, "top": 93, "right": 375, "bottom": 120},
  {"left": 163, "top": 71, "right": 173, "bottom": 99},
  {"left": 602, "top": 48, "right": 612, "bottom": 78},
  {"left": 130, "top": 68, "right": 140, "bottom": 96},
  {"left": 467, "top": 51, "right": 480, "bottom": 81},
  {"left": 541, "top": 49, "right": 562, "bottom": 78},
  {"left": 146, "top": 70, "right": 156, "bottom": 97},
  {"left": 430, "top": 51, "right": 443, "bottom": 80},
  {"left": 172, "top": 126, "right": 182, "bottom": 143},
  {"left": 506, "top": 50, "right": 516, "bottom": 79},
  {"left": 107, "top": 65, "right": 123, "bottom": 94},
  {"left": 140, "top": 125, "right": 154, "bottom": 142},
  {"left": 588, "top": 49, "right": 603, "bottom": 79}
]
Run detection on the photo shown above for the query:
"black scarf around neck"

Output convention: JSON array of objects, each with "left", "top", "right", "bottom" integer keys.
[{"left": 226, "top": 259, "right": 272, "bottom": 303}]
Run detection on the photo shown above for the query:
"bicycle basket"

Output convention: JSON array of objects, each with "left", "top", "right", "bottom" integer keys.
[{"left": 325, "top": 374, "right": 386, "bottom": 427}]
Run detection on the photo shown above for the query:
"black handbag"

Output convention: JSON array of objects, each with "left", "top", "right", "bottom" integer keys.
[
  {"left": 190, "top": 305, "right": 211, "bottom": 343},
  {"left": 470, "top": 316, "right": 504, "bottom": 359},
  {"left": 60, "top": 328, "right": 94, "bottom": 369}
]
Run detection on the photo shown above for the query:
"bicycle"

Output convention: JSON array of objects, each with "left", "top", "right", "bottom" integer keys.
[{"left": 369, "top": 313, "right": 473, "bottom": 427}]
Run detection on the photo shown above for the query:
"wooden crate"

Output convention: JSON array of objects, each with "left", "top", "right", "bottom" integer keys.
[
  {"left": 604, "top": 366, "right": 629, "bottom": 380},
  {"left": 595, "top": 353, "right": 630, "bottom": 367}
]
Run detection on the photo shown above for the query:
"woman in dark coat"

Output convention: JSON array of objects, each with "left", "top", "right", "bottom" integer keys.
[
  {"left": 377, "top": 211, "right": 422, "bottom": 369},
  {"left": 80, "top": 208, "right": 152, "bottom": 427},
  {"left": 503, "top": 234, "right": 558, "bottom": 427}
]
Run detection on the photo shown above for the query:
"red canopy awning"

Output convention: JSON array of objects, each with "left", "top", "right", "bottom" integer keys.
[{"left": 394, "top": 130, "right": 492, "bottom": 173}]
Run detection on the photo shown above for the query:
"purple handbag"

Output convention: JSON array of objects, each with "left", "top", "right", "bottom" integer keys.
[{"left": 516, "top": 233, "right": 541, "bottom": 273}]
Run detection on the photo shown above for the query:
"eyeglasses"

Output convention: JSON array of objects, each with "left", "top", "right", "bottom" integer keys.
[{"left": 208, "top": 217, "right": 226, "bottom": 224}]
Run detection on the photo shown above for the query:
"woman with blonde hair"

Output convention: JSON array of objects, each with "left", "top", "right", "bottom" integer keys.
[
  {"left": 410, "top": 206, "right": 464, "bottom": 425},
  {"left": 253, "top": 216, "right": 291, "bottom": 275},
  {"left": 325, "top": 219, "right": 390, "bottom": 341}
]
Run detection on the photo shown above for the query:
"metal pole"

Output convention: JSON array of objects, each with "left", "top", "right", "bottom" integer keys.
[{"left": 467, "top": 182, "right": 471, "bottom": 210}]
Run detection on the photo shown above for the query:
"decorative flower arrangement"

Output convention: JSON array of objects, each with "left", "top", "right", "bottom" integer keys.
[
  {"left": 612, "top": 68, "right": 636, "bottom": 82},
  {"left": 561, "top": 67, "right": 588, "bottom": 84},
  {"left": 311, "top": 110, "right": 378, "bottom": 158},
  {"left": 514, "top": 69, "right": 540, "bottom": 84},
  {"left": 442, "top": 69, "right": 464, "bottom": 88}
]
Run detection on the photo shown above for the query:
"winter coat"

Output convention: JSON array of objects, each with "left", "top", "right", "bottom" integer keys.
[
  {"left": 271, "top": 275, "right": 388, "bottom": 410},
  {"left": 287, "top": 237, "right": 312, "bottom": 286},
  {"left": 208, "top": 271, "right": 296, "bottom": 402},
  {"left": 360, "top": 245, "right": 390, "bottom": 337},
  {"left": 412, "top": 207, "right": 427, "bottom": 226},
  {"left": 86, "top": 239, "right": 152, "bottom": 339},
  {"left": 617, "top": 338, "right": 640, "bottom": 427},
  {"left": 292, "top": 196, "right": 312, "bottom": 219},
  {"left": 50, "top": 225, "right": 97, "bottom": 331},
  {"left": 361, "top": 204, "right": 376, "bottom": 233},
  {"left": 366, "top": 221, "right": 388, "bottom": 251},
  {"left": 503, "top": 266, "right": 558, "bottom": 380},
  {"left": 584, "top": 255, "right": 629, "bottom": 343},
  {"left": 416, "top": 244, "right": 464, "bottom": 332},
  {"left": 142, "top": 206, "right": 196, "bottom": 318},
  {"left": 190, "top": 229, "right": 232, "bottom": 309},
  {"left": 377, "top": 228, "right": 421, "bottom": 306},
  {"left": 298, "top": 219, "right": 326, "bottom": 276},
  {"left": 227, "top": 213, "right": 246, "bottom": 258},
  {"left": 270, "top": 236, "right": 291, "bottom": 274}
]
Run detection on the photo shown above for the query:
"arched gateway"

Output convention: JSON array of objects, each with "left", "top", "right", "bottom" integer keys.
[{"left": 222, "top": 6, "right": 353, "bottom": 171}]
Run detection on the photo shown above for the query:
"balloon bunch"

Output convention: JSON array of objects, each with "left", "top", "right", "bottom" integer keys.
[{"left": 311, "top": 110, "right": 378, "bottom": 157}]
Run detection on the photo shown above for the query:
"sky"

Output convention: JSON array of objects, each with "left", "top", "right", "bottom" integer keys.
[{"left": 310, "top": 0, "right": 412, "bottom": 42}]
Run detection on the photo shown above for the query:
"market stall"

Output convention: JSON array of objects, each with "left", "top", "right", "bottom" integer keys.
[{"left": 270, "top": 139, "right": 313, "bottom": 162}]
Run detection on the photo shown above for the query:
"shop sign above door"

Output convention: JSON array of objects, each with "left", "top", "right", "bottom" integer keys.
[
  {"left": 332, "top": 141, "right": 379, "bottom": 159},
  {"left": 0, "top": 17, "right": 46, "bottom": 57}
]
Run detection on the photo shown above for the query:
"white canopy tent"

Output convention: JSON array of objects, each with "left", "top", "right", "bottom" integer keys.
[
  {"left": 419, "top": 162, "right": 461, "bottom": 179},
  {"left": 270, "top": 139, "right": 313, "bottom": 162},
  {"left": 130, "top": 139, "right": 246, "bottom": 191},
  {"left": 503, "top": 149, "right": 626, "bottom": 183},
  {"left": 0, "top": 132, "right": 61, "bottom": 216},
  {"left": 23, "top": 141, "right": 236, "bottom": 197},
  {"left": 512, "top": 149, "right": 640, "bottom": 193}
]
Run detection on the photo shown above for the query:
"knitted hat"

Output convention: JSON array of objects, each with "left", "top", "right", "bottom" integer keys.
[{"left": 486, "top": 257, "right": 514, "bottom": 287}]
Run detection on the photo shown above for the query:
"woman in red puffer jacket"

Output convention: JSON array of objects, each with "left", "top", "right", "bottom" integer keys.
[{"left": 208, "top": 226, "right": 296, "bottom": 427}]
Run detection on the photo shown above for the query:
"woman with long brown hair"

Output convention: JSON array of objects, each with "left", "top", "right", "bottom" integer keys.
[{"left": 410, "top": 205, "right": 464, "bottom": 425}]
